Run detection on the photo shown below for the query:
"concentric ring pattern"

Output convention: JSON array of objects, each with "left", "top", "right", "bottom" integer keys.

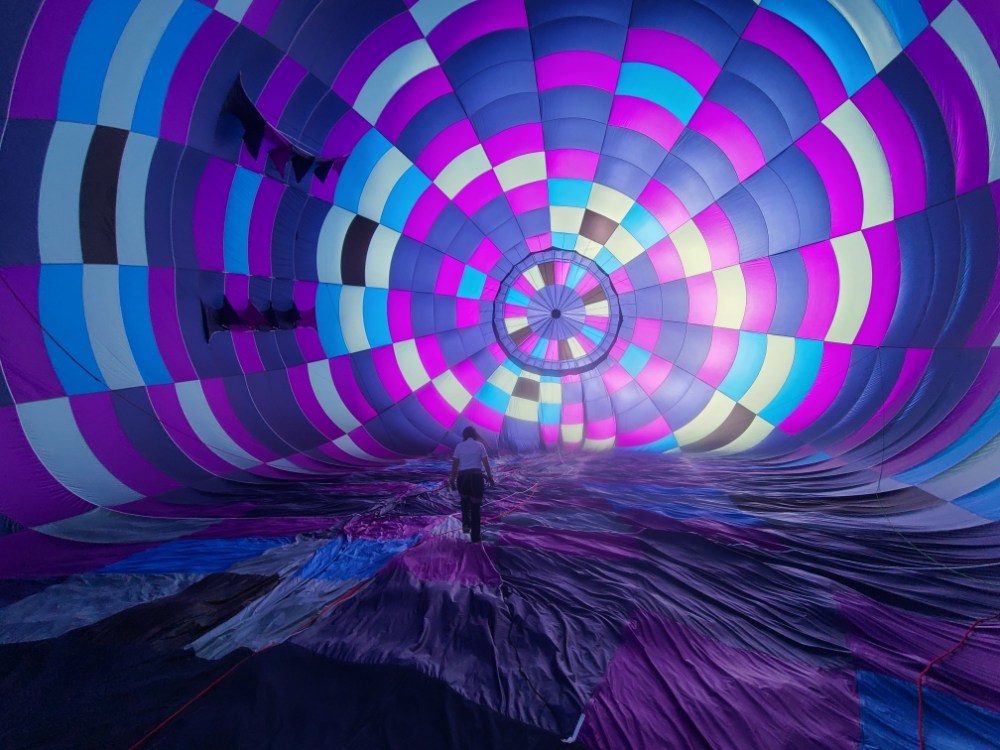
[{"left": 0, "top": 0, "right": 998, "bottom": 530}]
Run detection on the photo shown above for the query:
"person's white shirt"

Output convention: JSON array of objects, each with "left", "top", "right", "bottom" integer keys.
[{"left": 453, "top": 438, "right": 487, "bottom": 470}]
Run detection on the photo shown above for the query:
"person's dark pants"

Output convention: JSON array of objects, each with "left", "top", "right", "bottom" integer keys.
[{"left": 457, "top": 471, "right": 485, "bottom": 542}]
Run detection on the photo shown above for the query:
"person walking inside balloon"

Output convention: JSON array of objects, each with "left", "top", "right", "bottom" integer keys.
[{"left": 449, "top": 426, "right": 494, "bottom": 542}]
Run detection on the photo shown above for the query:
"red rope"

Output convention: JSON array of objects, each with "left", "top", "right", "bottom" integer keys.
[{"left": 916, "top": 612, "right": 1000, "bottom": 750}]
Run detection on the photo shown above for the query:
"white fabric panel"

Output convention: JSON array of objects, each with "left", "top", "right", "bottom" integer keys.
[
  {"left": 99, "top": 0, "right": 182, "bottom": 129},
  {"left": 561, "top": 424, "right": 584, "bottom": 443},
  {"left": 433, "top": 370, "right": 473, "bottom": 412},
  {"left": 494, "top": 153, "right": 547, "bottom": 191},
  {"left": 316, "top": 205, "right": 354, "bottom": 283},
  {"left": 539, "top": 380, "right": 562, "bottom": 403},
  {"left": 487, "top": 364, "right": 519, "bottom": 391},
  {"left": 715, "top": 415, "right": 773, "bottom": 454},
  {"left": 506, "top": 395, "right": 539, "bottom": 422},
  {"left": 116, "top": 132, "right": 157, "bottom": 266},
  {"left": 434, "top": 144, "right": 492, "bottom": 198},
  {"left": 83, "top": 265, "right": 143, "bottom": 390},
  {"left": 714, "top": 265, "right": 747, "bottom": 329},
  {"left": 674, "top": 390, "right": 737, "bottom": 446},
  {"left": 17, "top": 398, "right": 142, "bottom": 505},
  {"left": 671, "top": 220, "right": 712, "bottom": 277},
  {"left": 550, "top": 205, "right": 585, "bottom": 233},
  {"left": 339, "top": 287, "right": 370, "bottom": 352},
  {"left": 409, "top": 0, "right": 478, "bottom": 34},
  {"left": 740, "top": 335, "right": 795, "bottom": 414},
  {"left": 333, "top": 433, "right": 382, "bottom": 461},
  {"left": 828, "top": 0, "right": 902, "bottom": 73},
  {"left": 828, "top": 232, "right": 873, "bottom": 343},
  {"left": 824, "top": 100, "right": 893, "bottom": 228},
  {"left": 583, "top": 436, "right": 616, "bottom": 450},
  {"left": 359, "top": 147, "right": 413, "bottom": 221},
  {"left": 34, "top": 507, "right": 212, "bottom": 543},
  {"left": 934, "top": 2, "right": 1000, "bottom": 182},
  {"left": 267, "top": 458, "right": 324, "bottom": 475},
  {"left": 354, "top": 40, "right": 438, "bottom": 123},
  {"left": 522, "top": 265, "right": 545, "bottom": 290},
  {"left": 605, "top": 225, "right": 646, "bottom": 264},
  {"left": 586, "top": 184, "right": 633, "bottom": 222},
  {"left": 307, "top": 360, "right": 360, "bottom": 432},
  {"left": 38, "top": 122, "right": 92, "bottom": 264},
  {"left": 175, "top": 380, "right": 259, "bottom": 470},
  {"left": 365, "top": 225, "right": 399, "bottom": 288},
  {"left": 574, "top": 235, "right": 604, "bottom": 258},
  {"left": 214, "top": 0, "right": 254, "bottom": 22},
  {"left": 394, "top": 339, "right": 431, "bottom": 391}
]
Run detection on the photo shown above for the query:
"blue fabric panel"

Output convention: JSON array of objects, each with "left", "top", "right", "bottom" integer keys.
[
  {"left": 896, "top": 395, "right": 1000, "bottom": 485},
  {"left": 100, "top": 538, "right": 291, "bottom": 573},
  {"left": 119, "top": 266, "right": 171, "bottom": 385},
  {"left": 939, "top": 187, "right": 999, "bottom": 346},
  {"left": 874, "top": 0, "right": 928, "bottom": 47},
  {"left": 616, "top": 63, "right": 702, "bottom": 125},
  {"left": 594, "top": 155, "right": 652, "bottom": 200},
  {"left": 277, "top": 74, "right": 335, "bottom": 152},
  {"left": 880, "top": 55, "right": 955, "bottom": 207},
  {"left": 602, "top": 482, "right": 756, "bottom": 524},
  {"left": 59, "top": 0, "right": 141, "bottom": 122},
  {"left": 543, "top": 117, "right": 606, "bottom": 151},
  {"left": 469, "top": 92, "right": 542, "bottom": 141},
  {"left": 424, "top": 203, "right": 468, "bottom": 249},
  {"left": 0, "top": 120, "right": 50, "bottom": 265},
  {"left": 526, "top": 0, "right": 631, "bottom": 27},
  {"left": 457, "top": 61, "right": 538, "bottom": 114},
  {"left": 689, "top": 0, "right": 756, "bottom": 35},
  {"left": 301, "top": 91, "right": 351, "bottom": 156},
  {"left": 549, "top": 178, "right": 592, "bottom": 208},
  {"left": 767, "top": 250, "right": 809, "bottom": 336},
  {"left": 316, "top": 284, "right": 348, "bottom": 357},
  {"left": 442, "top": 29, "right": 533, "bottom": 87},
  {"left": 145, "top": 139, "right": 183, "bottom": 268},
  {"left": 743, "top": 167, "right": 801, "bottom": 257},
  {"left": 619, "top": 345, "right": 652, "bottom": 378},
  {"left": 707, "top": 72, "right": 792, "bottom": 161},
  {"left": 726, "top": 41, "right": 820, "bottom": 140},
  {"left": 352, "top": 350, "right": 396, "bottom": 414},
  {"left": 654, "top": 153, "right": 715, "bottom": 217},
  {"left": 220, "top": 375, "right": 295, "bottom": 455},
  {"left": 477, "top": 382, "right": 512, "bottom": 413},
  {"left": 631, "top": 0, "right": 742, "bottom": 64},
  {"left": 767, "top": 146, "right": 831, "bottom": 249},
  {"left": 223, "top": 168, "right": 262, "bottom": 275},
  {"left": 268, "top": 189, "right": 306, "bottom": 280},
  {"left": 387, "top": 236, "right": 423, "bottom": 290},
  {"left": 335, "top": 129, "right": 392, "bottom": 213},
  {"left": 602, "top": 126, "right": 668, "bottom": 177},
  {"left": 381, "top": 165, "right": 431, "bottom": 233},
  {"left": 760, "top": 338, "right": 823, "bottom": 424},
  {"left": 362, "top": 288, "right": 392, "bottom": 348},
  {"left": 444, "top": 222, "right": 486, "bottom": 264},
  {"left": 652, "top": 369, "right": 714, "bottom": 426},
  {"left": 671, "top": 324, "right": 714, "bottom": 377},
  {"left": 528, "top": 15, "right": 628, "bottom": 58},
  {"left": 39, "top": 265, "right": 106, "bottom": 395},
  {"left": 762, "top": 0, "right": 876, "bottom": 95},
  {"left": 247, "top": 368, "right": 329, "bottom": 450},
  {"left": 395, "top": 95, "right": 467, "bottom": 160},
  {"left": 856, "top": 670, "right": 1000, "bottom": 750},
  {"left": 670, "top": 131, "right": 738, "bottom": 201},
  {"left": 621, "top": 204, "right": 667, "bottom": 248},
  {"left": 717, "top": 186, "right": 771, "bottom": 263},
  {"left": 133, "top": 0, "right": 210, "bottom": 136},
  {"left": 292, "top": 198, "right": 327, "bottom": 283},
  {"left": 719, "top": 331, "right": 768, "bottom": 401},
  {"left": 795, "top": 346, "right": 882, "bottom": 445},
  {"left": 516, "top": 208, "right": 550, "bottom": 238},
  {"left": 540, "top": 86, "right": 613, "bottom": 123},
  {"left": 954, "top": 477, "right": 1000, "bottom": 520}
]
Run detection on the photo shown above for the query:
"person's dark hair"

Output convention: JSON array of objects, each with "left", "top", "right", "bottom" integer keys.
[{"left": 462, "top": 426, "right": 479, "bottom": 440}]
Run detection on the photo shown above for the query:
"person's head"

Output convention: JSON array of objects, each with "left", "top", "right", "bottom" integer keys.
[{"left": 462, "top": 426, "right": 479, "bottom": 441}]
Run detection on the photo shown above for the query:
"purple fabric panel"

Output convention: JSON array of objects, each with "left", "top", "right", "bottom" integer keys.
[
  {"left": 838, "top": 591, "right": 1000, "bottom": 713},
  {"left": 403, "top": 185, "right": 449, "bottom": 243},
  {"left": 201, "top": 377, "right": 281, "bottom": 461},
  {"left": 961, "top": 0, "right": 1000, "bottom": 59},
  {"left": 797, "top": 242, "right": 839, "bottom": 339},
  {"left": 482, "top": 122, "right": 544, "bottom": 164},
  {"left": 852, "top": 77, "right": 927, "bottom": 218},
  {"left": 8, "top": 0, "right": 89, "bottom": 119},
  {"left": 415, "top": 119, "right": 479, "bottom": 177},
  {"left": 535, "top": 51, "right": 618, "bottom": 93},
  {"left": 393, "top": 536, "right": 502, "bottom": 586},
  {"left": 70, "top": 392, "right": 180, "bottom": 498},
  {"left": 0, "top": 407, "right": 92, "bottom": 528},
  {"left": 241, "top": 0, "right": 282, "bottom": 36},
  {"left": 855, "top": 223, "right": 902, "bottom": 346},
  {"left": 292, "top": 283, "right": 327, "bottom": 362},
  {"left": 160, "top": 13, "right": 234, "bottom": 144},
  {"left": 454, "top": 172, "right": 503, "bottom": 216},
  {"left": 426, "top": 0, "right": 528, "bottom": 62},
  {"left": 310, "top": 109, "right": 370, "bottom": 202},
  {"left": 0, "top": 531, "right": 150, "bottom": 578},
  {"left": 193, "top": 158, "right": 234, "bottom": 272},
  {"left": 688, "top": 101, "right": 766, "bottom": 181},
  {"left": 332, "top": 12, "right": 423, "bottom": 104},
  {"left": 579, "top": 611, "right": 860, "bottom": 750},
  {"left": 0, "top": 267, "right": 64, "bottom": 401},
  {"left": 343, "top": 512, "right": 440, "bottom": 540},
  {"left": 743, "top": 11, "right": 846, "bottom": 119},
  {"left": 146, "top": 383, "right": 238, "bottom": 476},
  {"left": 796, "top": 124, "right": 863, "bottom": 236},
  {"left": 919, "top": 0, "right": 951, "bottom": 22},
  {"left": 882, "top": 350, "right": 1000, "bottom": 473},
  {"left": 375, "top": 68, "right": 453, "bottom": 142},
  {"left": 285, "top": 362, "right": 345, "bottom": 440},
  {"left": 907, "top": 31, "right": 989, "bottom": 195},
  {"left": 966, "top": 182, "right": 1000, "bottom": 346},
  {"left": 256, "top": 57, "right": 308, "bottom": 124},
  {"left": 500, "top": 526, "right": 643, "bottom": 561},
  {"left": 780, "top": 343, "right": 852, "bottom": 434},
  {"left": 623, "top": 28, "right": 720, "bottom": 95},
  {"left": 248, "top": 179, "right": 282, "bottom": 277},
  {"left": 147, "top": 267, "right": 197, "bottom": 381}
]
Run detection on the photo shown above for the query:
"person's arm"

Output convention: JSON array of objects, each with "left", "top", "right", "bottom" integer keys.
[
  {"left": 481, "top": 454, "right": 494, "bottom": 487},
  {"left": 449, "top": 457, "right": 458, "bottom": 490}
]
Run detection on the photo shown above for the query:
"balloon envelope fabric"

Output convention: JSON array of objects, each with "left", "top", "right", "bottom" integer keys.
[{"left": 0, "top": 1, "right": 999, "bottom": 749}]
